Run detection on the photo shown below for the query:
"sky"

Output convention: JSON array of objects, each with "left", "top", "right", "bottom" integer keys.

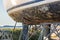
[{"left": 0, "top": 0, "right": 22, "bottom": 26}]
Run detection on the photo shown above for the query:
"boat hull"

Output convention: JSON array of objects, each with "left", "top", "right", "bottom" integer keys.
[{"left": 8, "top": 1, "right": 60, "bottom": 24}]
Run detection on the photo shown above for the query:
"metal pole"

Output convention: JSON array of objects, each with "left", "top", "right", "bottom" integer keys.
[
  {"left": 13, "top": 22, "right": 17, "bottom": 31},
  {"left": 43, "top": 24, "right": 51, "bottom": 40},
  {"left": 38, "top": 24, "right": 44, "bottom": 40},
  {"left": 12, "top": 22, "right": 17, "bottom": 40},
  {"left": 22, "top": 23, "right": 28, "bottom": 40}
]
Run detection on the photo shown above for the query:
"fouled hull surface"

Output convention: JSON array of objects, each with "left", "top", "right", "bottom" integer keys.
[{"left": 8, "top": 1, "right": 60, "bottom": 24}]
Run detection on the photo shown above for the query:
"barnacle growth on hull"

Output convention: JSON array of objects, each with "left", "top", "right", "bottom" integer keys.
[{"left": 8, "top": 1, "right": 60, "bottom": 25}]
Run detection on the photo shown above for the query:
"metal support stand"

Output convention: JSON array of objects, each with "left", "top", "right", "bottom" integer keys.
[
  {"left": 22, "top": 23, "right": 28, "bottom": 40},
  {"left": 39, "top": 24, "right": 51, "bottom": 40},
  {"left": 42, "top": 24, "right": 51, "bottom": 40},
  {"left": 38, "top": 25, "right": 44, "bottom": 40}
]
